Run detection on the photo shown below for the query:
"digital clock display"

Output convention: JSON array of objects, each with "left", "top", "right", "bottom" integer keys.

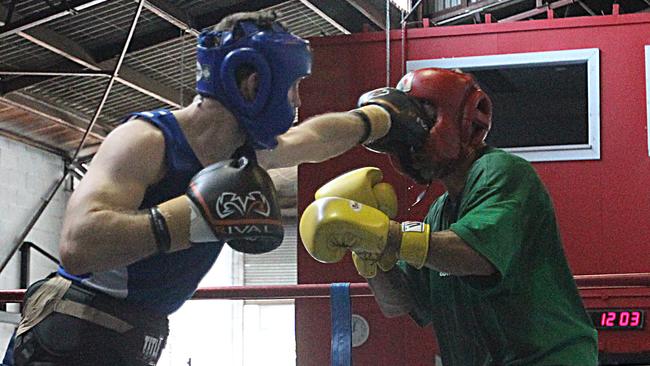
[{"left": 588, "top": 309, "right": 645, "bottom": 330}]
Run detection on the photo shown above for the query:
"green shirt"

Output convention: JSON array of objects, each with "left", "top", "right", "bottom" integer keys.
[{"left": 400, "top": 147, "right": 597, "bottom": 366}]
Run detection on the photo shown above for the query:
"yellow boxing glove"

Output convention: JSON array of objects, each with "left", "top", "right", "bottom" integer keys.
[
  {"left": 300, "top": 197, "right": 430, "bottom": 278},
  {"left": 315, "top": 167, "right": 398, "bottom": 219},
  {"left": 300, "top": 197, "right": 390, "bottom": 264},
  {"left": 314, "top": 167, "right": 399, "bottom": 274}
]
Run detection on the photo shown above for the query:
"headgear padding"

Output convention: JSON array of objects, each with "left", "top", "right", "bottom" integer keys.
[
  {"left": 397, "top": 68, "right": 492, "bottom": 163},
  {"left": 196, "top": 20, "right": 312, "bottom": 149}
]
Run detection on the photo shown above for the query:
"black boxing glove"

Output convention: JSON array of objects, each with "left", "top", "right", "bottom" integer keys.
[
  {"left": 186, "top": 152, "right": 284, "bottom": 254},
  {"left": 354, "top": 87, "right": 432, "bottom": 154}
]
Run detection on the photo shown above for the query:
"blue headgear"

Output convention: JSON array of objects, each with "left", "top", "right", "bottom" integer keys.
[{"left": 196, "top": 20, "right": 312, "bottom": 149}]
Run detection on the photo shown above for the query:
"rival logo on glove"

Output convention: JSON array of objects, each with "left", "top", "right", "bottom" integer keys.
[
  {"left": 216, "top": 191, "right": 272, "bottom": 219},
  {"left": 213, "top": 191, "right": 275, "bottom": 238}
]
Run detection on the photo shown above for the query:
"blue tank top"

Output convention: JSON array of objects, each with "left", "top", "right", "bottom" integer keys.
[{"left": 58, "top": 109, "right": 225, "bottom": 315}]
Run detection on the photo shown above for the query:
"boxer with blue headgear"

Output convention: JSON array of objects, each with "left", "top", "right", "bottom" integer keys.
[
  {"left": 196, "top": 14, "right": 312, "bottom": 149},
  {"left": 13, "top": 10, "right": 430, "bottom": 365}
]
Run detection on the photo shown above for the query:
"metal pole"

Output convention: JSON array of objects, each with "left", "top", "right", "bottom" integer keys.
[
  {"left": 399, "top": 0, "right": 424, "bottom": 77},
  {"left": 25, "top": 242, "right": 60, "bottom": 265},
  {"left": 19, "top": 243, "right": 30, "bottom": 289},
  {"left": 402, "top": 0, "right": 424, "bottom": 21},
  {"left": 0, "top": 0, "right": 146, "bottom": 274},
  {"left": 401, "top": 10, "right": 406, "bottom": 77},
  {"left": 19, "top": 242, "right": 29, "bottom": 311},
  {"left": 71, "top": 0, "right": 145, "bottom": 162},
  {"left": 0, "top": 177, "right": 67, "bottom": 273},
  {"left": 386, "top": 0, "right": 391, "bottom": 86}
]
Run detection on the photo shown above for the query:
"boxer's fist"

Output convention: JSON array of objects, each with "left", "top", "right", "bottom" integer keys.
[
  {"left": 300, "top": 197, "right": 404, "bottom": 278},
  {"left": 356, "top": 87, "right": 431, "bottom": 154},
  {"left": 315, "top": 167, "right": 397, "bottom": 219},
  {"left": 299, "top": 197, "right": 390, "bottom": 264},
  {"left": 300, "top": 197, "right": 431, "bottom": 278},
  {"left": 187, "top": 156, "right": 284, "bottom": 254}
]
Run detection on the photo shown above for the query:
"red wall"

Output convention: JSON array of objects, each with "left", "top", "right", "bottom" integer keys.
[{"left": 296, "top": 13, "right": 650, "bottom": 365}]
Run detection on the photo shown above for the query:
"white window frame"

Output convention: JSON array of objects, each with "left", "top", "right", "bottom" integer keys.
[
  {"left": 407, "top": 48, "right": 601, "bottom": 162},
  {"left": 646, "top": 45, "right": 650, "bottom": 157}
]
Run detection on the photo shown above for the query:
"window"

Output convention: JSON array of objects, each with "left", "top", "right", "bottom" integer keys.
[{"left": 407, "top": 48, "right": 601, "bottom": 162}]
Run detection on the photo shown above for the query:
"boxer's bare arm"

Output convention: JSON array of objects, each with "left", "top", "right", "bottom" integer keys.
[
  {"left": 59, "top": 120, "right": 188, "bottom": 274},
  {"left": 257, "top": 111, "right": 385, "bottom": 170}
]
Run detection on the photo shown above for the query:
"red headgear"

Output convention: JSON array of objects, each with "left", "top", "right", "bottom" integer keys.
[{"left": 393, "top": 68, "right": 493, "bottom": 182}]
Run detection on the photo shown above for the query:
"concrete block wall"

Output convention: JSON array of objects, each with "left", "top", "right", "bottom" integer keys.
[{"left": 0, "top": 135, "right": 69, "bottom": 357}]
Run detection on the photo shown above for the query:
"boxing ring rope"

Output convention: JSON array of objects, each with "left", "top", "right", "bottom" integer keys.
[
  {"left": 1, "top": 274, "right": 650, "bottom": 303},
  {"left": 0, "top": 283, "right": 373, "bottom": 303},
  {"left": 1, "top": 275, "right": 649, "bottom": 365}
]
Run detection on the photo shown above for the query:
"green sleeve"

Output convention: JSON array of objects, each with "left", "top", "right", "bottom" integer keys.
[{"left": 449, "top": 155, "right": 538, "bottom": 290}]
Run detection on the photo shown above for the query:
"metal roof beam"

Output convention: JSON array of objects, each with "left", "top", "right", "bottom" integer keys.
[
  {"left": 0, "top": 61, "right": 107, "bottom": 95},
  {"left": 298, "top": 0, "right": 350, "bottom": 34},
  {"left": 19, "top": 29, "right": 182, "bottom": 107},
  {"left": 499, "top": 0, "right": 576, "bottom": 22},
  {"left": 431, "top": 0, "right": 526, "bottom": 25},
  {"left": 0, "top": 0, "right": 109, "bottom": 38},
  {"left": 342, "top": 0, "right": 386, "bottom": 30},
  {"left": 575, "top": 0, "right": 596, "bottom": 15},
  {"left": 0, "top": 126, "right": 66, "bottom": 156},
  {"left": 0, "top": 5, "right": 182, "bottom": 107},
  {"left": 141, "top": 0, "right": 200, "bottom": 36},
  {"left": 192, "top": 0, "right": 286, "bottom": 29},
  {"left": 1, "top": 93, "right": 108, "bottom": 138}
]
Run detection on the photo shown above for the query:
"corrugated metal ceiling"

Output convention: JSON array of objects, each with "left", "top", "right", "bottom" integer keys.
[
  {"left": 48, "top": 1, "right": 169, "bottom": 50},
  {"left": 0, "top": 34, "right": 67, "bottom": 70},
  {"left": 0, "top": 0, "right": 355, "bottom": 157}
]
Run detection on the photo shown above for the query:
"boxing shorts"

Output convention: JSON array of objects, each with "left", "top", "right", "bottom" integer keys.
[{"left": 13, "top": 274, "right": 169, "bottom": 366}]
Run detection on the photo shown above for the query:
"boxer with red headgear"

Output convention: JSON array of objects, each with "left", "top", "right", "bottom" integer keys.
[
  {"left": 360, "top": 68, "right": 493, "bottom": 183},
  {"left": 396, "top": 68, "right": 493, "bottom": 182},
  {"left": 300, "top": 67, "right": 597, "bottom": 365}
]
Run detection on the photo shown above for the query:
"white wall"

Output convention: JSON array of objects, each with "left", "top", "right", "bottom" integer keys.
[{"left": 0, "top": 136, "right": 68, "bottom": 356}]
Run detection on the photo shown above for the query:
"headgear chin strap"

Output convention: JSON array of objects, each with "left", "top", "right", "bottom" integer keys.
[{"left": 196, "top": 20, "right": 312, "bottom": 149}]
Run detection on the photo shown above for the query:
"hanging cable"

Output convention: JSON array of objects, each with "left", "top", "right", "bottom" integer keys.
[{"left": 386, "top": 0, "right": 391, "bottom": 86}]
